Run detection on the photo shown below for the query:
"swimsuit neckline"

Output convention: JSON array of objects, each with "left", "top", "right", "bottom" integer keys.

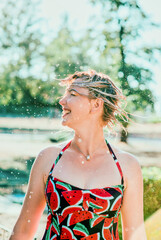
[
  {"left": 50, "top": 175, "right": 124, "bottom": 191},
  {"left": 47, "top": 138, "right": 124, "bottom": 191}
]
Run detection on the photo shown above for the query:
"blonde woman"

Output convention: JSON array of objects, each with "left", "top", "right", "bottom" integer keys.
[{"left": 10, "top": 70, "right": 147, "bottom": 240}]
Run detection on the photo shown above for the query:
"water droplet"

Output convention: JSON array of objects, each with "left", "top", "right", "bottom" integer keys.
[
  {"left": 82, "top": 161, "right": 85, "bottom": 164},
  {"left": 118, "top": 71, "right": 124, "bottom": 78}
]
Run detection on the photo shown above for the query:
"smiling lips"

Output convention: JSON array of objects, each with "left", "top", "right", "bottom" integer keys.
[{"left": 62, "top": 108, "right": 71, "bottom": 118}]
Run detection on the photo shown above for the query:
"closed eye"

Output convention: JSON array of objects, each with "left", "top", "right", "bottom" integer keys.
[
  {"left": 67, "top": 88, "right": 78, "bottom": 96},
  {"left": 70, "top": 91, "right": 76, "bottom": 96}
]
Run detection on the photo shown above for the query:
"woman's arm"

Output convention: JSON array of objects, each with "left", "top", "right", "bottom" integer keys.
[
  {"left": 9, "top": 149, "right": 49, "bottom": 240},
  {"left": 120, "top": 154, "right": 147, "bottom": 240}
]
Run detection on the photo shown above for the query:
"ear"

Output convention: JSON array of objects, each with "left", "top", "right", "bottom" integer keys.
[{"left": 90, "top": 98, "right": 104, "bottom": 113}]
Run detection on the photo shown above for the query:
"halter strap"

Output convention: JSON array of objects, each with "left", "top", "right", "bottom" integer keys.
[
  {"left": 105, "top": 139, "right": 124, "bottom": 185},
  {"left": 49, "top": 139, "right": 124, "bottom": 185}
]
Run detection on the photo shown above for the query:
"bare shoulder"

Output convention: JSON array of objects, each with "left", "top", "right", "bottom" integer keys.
[
  {"left": 111, "top": 145, "right": 142, "bottom": 189},
  {"left": 112, "top": 145, "right": 140, "bottom": 168},
  {"left": 32, "top": 139, "right": 72, "bottom": 181},
  {"left": 35, "top": 139, "right": 71, "bottom": 163}
]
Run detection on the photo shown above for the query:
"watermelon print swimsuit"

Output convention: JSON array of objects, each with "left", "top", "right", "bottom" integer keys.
[{"left": 42, "top": 139, "right": 124, "bottom": 240}]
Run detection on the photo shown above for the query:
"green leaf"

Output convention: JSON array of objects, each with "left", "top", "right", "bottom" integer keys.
[{"left": 73, "top": 222, "right": 89, "bottom": 235}]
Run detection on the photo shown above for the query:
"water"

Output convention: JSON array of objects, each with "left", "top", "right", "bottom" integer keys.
[{"left": 7, "top": 193, "right": 25, "bottom": 204}]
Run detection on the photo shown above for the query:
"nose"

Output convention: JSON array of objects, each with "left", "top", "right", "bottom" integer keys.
[{"left": 59, "top": 94, "right": 67, "bottom": 106}]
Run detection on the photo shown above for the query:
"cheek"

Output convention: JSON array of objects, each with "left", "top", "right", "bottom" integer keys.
[
  {"left": 78, "top": 103, "right": 83, "bottom": 109},
  {"left": 76, "top": 100, "right": 91, "bottom": 115},
  {"left": 69, "top": 99, "right": 90, "bottom": 114}
]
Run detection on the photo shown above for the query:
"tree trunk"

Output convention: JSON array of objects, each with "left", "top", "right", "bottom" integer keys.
[
  {"left": 120, "top": 119, "right": 129, "bottom": 143},
  {"left": 120, "top": 127, "right": 128, "bottom": 143}
]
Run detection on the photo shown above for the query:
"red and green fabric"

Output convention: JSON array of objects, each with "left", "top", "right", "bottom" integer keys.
[{"left": 42, "top": 139, "right": 124, "bottom": 240}]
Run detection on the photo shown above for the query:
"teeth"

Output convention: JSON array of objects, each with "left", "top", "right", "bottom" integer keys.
[{"left": 63, "top": 110, "right": 71, "bottom": 115}]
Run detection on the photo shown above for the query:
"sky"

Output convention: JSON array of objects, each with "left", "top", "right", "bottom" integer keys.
[{"left": 40, "top": 0, "right": 161, "bottom": 114}]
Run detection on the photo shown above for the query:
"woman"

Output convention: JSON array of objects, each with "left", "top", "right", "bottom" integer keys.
[{"left": 10, "top": 70, "right": 147, "bottom": 240}]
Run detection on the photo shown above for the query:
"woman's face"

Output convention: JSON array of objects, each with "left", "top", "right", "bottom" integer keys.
[{"left": 59, "top": 81, "right": 92, "bottom": 128}]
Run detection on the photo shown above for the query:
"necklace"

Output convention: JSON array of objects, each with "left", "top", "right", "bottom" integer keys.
[
  {"left": 73, "top": 142, "right": 91, "bottom": 160},
  {"left": 72, "top": 139, "right": 108, "bottom": 161}
]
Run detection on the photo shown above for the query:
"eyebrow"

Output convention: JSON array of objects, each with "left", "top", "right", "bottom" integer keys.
[
  {"left": 67, "top": 88, "right": 80, "bottom": 94},
  {"left": 66, "top": 87, "right": 89, "bottom": 97},
  {"left": 68, "top": 88, "right": 77, "bottom": 92}
]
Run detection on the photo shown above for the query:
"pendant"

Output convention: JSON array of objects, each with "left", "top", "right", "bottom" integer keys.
[{"left": 86, "top": 155, "right": 90, "bottom": 160}]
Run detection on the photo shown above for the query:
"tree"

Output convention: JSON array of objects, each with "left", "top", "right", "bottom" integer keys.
[
  {"left": 0, "top": 5, "right": 93, "bottom": 115},
  {"left": 90, "top": 0, "right": 160, "bottom": 142},
  {"left": 42, "top": 15, "right": 92, "bottom": 108},
  {"left": 0, "top": 0, "right": 60, "bottom": 116}
]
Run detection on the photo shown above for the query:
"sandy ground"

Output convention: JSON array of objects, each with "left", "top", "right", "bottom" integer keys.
[
  {"left": 0, "top": 117, "right": 161, "bottom": 239},
  {"left": 145, "top": 209, "right": 161, "bottom": 240}
]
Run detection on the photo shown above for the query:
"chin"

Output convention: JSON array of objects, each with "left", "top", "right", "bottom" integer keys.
[
  {"left": 61, "top": 118, "right": 68, "bottom": 125},
  {"left": 61, "top": 118, "right": 71, "bottom": 126},
  {"left": 61, "top": 118, "right": 76, "bottom": 130}
]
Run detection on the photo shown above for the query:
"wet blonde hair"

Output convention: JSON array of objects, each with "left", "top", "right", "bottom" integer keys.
[{"left": 58, "top": 69, "right": 129, "bottom": 131}]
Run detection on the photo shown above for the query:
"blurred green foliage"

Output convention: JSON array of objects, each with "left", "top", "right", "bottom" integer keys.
[
  {"left": 142, "top": 167, "right": 161, "bottom": 220},
  {"left": 0, "top": 0, "right": 161, "bottom": 141},
  {"left": 118, "top": 167, "right": 161, "bottom": 239},
  {"left": 0, "top": 0, "right": 59, "bottom": 108},
  {"left": 90, "top": 0, "right": 161, "bottom": 141},
  {"left": 0, "top": 0, "right": 91, "bottom": 113}
]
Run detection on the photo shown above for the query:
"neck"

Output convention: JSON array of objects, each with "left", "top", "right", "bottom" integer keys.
[{"left": 71, "top": 125, "right": 107, "bottom": 159}]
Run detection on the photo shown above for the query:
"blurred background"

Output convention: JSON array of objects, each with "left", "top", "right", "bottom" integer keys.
[{"left": 0, "top": 0, "right": 161, "bottom": 239}]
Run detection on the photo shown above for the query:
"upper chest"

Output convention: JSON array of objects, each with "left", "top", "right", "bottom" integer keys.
[{"left": 49, "top": 150, "right": 124, "bottom": 189}]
